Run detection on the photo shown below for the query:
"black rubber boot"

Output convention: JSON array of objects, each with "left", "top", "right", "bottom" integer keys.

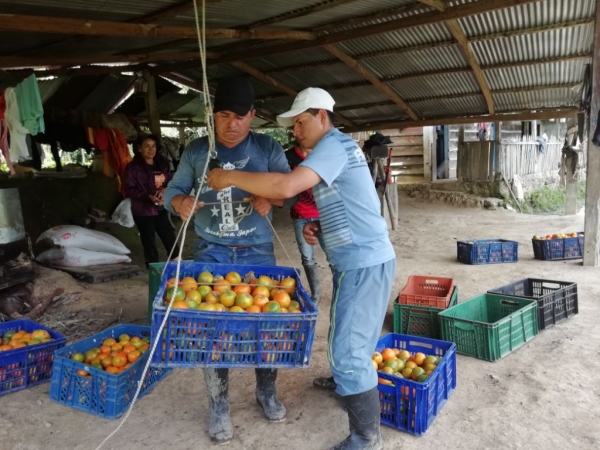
[
  {"left": 255, "top": 368, "right": 286, "bottom": 422},
  {"left": 330, "top": 388, "right": 383, "bottom": 450},
  {"left": 204, "top": 368, "right": 233, "bottom": 445},
  {"left": 303, "top": 263, "right": 321, "bottom": 305},
  {"left": 313, "top": 376, "right": 337, "bottom": 391}
]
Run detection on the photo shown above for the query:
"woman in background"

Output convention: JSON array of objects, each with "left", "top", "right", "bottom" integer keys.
[{"left": 123, "top": 134, "right": 179, "bottom": 268}]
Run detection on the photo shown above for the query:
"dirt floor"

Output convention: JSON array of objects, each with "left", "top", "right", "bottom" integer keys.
[{"left": 2, "top": 193, "right": 600, "bottom": 450}]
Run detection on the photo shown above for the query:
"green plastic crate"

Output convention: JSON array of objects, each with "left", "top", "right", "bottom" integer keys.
[
  {"left": 393, "top": 287, "right": 458, "bottom": 339},
  {"left": 148, "top": 262, "right": 167, "bottom": 324},
  {"left": 438, "top": 293, "right": 539, "bottom": 362}
]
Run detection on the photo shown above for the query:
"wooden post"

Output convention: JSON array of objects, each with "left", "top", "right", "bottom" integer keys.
[
  {"left": 583, "top": 0, "right": 600, "bottom": 266},
  {"left": 423, "top": 126, "right": 434, "bottom": 181},
  {"left": 457, "top": 126, "right": 465, "bottom": 180},
  {"left": 494, "top": 122, "right": 501, "bottom": 179},
  {"left": 143, "top": 70, "right": 161, "bottom": 138}
]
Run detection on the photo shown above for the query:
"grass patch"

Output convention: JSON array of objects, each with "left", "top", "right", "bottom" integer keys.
[{"left": 507, "top": 182, "right": 586, "bottom": 214}]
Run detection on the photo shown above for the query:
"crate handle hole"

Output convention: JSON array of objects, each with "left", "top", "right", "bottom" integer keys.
[
  {"left": 541, "top": 283, "right": 561, "bottom": 290},
  {"left": 423, "top": 280, "right": 439, "bottom": 285},
  {"left": 408, "top": 341, "right": 433, "bottom": 350},
  {"left": 500, "top": 300, "right": 519, "bottom": 307}
]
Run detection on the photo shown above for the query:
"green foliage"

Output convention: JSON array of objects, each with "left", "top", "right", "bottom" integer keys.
[{"left": 510, "top": 181, "right": 587, "bottom": 214}]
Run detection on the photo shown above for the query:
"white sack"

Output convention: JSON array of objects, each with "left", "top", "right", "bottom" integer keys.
[
  {"left": 36, "top": 225, "right": 130, "bottom": 255},
  {"left": 36, "top": 247, "right": 131, "bottom": 267}
]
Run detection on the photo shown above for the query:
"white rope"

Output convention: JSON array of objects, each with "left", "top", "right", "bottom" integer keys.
[{"left": 93, "top": 1, "right": 213, "bottom": 448}]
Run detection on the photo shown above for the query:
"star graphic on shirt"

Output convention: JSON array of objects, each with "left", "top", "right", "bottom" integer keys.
[
  {"left": 235, "top": 204, "right": 247, "bottom": 216},
  {"left": 210, "top": 206, "right": 219, "bottom": 217}
]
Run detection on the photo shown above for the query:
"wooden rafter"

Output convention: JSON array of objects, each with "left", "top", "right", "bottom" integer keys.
[
  {"left": 240, "top": 0, "right": 362, "bottom": 30},
  {"left": 151, "top": 0, "right": 539, "bottom": 73},
  {"left": 418, "top": 0, "right": 446, "bottom": 11},
  {"left": 230, "top": 61, "right": 355, "bottom": 127},
  {"left": 445, "top": 19, "right": 495, "bottom": 114},
  {"left": 0, "top": 14, "right": 316, "bottom": 40},
  {"left": 251, "top": 54, "right": 590, "bottom": 104},
  {"left": 214, "top": 0, "right": 540, "bottom": 64},
  {"left": 263, "top": 18, "right": 592, "bottom": 74},
  {"left": 0, "top": 52, "right": 213, "bottom": 70},
  {"left": 13, "top": 1, "right": 209, "bottom": 57},
  {"left": 323, "top": 44, "right": 418, "bottom": 120},
  {"left": 342, "top": 107, "right": 580, "bottom": 133}
]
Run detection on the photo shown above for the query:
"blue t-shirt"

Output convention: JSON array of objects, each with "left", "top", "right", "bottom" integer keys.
[
  {"left": 300, "top": 128, "right": 395, "bottom": 271},
  {"left": 164, "top": 132, "right": 290, "bottom": 246}
]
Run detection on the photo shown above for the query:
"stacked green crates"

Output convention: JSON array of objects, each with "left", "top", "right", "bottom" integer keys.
[{"left": 393, "top": 287, "right": 458, "bottom": 339}]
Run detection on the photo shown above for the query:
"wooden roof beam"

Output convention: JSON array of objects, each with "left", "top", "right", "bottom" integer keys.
[
  {"left": 0, "top": 52, "right": 211, "bottom": 70},
  {"left": 240, "top": 0, "right": 363, "bottom": 30},
  {"left": 445, "top": 19, "right": 495, "bottom": 114},
  {"left": 263, "top": 18, "right": 592, "bottom": 75},
  {"left": 324, "top": 44, "right": 418, "bottom": 120},
  {"left": 209, "top": 0, "right": 540, "bottom": 65},
  {"left": 342, "top": 107, "right": 580, "bottom": 133},
  {"left": 230, "top": 61, "right": 355, "bottom": 127},
  {"left": 0, "top": 14, "right": 317, "bottom": 40},
  {"left": 418, "top": 0, "right": 446, "bottom": 11}
]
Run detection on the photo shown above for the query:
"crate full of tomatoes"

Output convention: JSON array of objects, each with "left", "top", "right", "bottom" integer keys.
[
  {"left": 0, "top": 319, "right": 66, "bottom": 396},
  {"left": 532, "top": 231, "right": 584, "bottom": 261},
  {"left": 150, "top": 262, "right": 318, "bottom": 369},
  {"left": 374, "top": 333, "right": 456, "bottom": 436},
  {"left": 49, "top": 324, "right": 171, "bottom": 419}
]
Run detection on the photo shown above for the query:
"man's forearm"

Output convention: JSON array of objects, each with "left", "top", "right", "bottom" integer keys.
[{"left": 226, "top": 171, "right": 293, "bottom": 199}]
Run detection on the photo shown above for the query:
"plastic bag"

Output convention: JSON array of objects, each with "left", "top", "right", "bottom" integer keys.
[
  {"left": 111, "top": 198, "right": 135, "bottom": 228},
  {"left": 512, "top": 175, "right": 524, "bottom": 201},
  {"left": 36, "top": 247, "right": 131, "bottom": 267},
  {"left": 37, "top": 225, "right": 130, "bottom": 255}
]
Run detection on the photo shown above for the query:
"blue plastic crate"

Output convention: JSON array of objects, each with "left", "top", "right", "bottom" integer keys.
[
  {"left": 457, "top": 239, "right": 518, "bottom": 265},
  {"left": 0, "top": 319, "right": 66, "bottom": 396},
  {"left": 151, "top": 262, "right": 318, "bottom": 369},
  {"left": 49, "top": 324, "right": 171, "bottom": 419},
  {"left": 376, "top": 333, "right": 456, "bottom": 436},
  {"left": 532, "top": 232, "right": 584, "bottom": 260}
]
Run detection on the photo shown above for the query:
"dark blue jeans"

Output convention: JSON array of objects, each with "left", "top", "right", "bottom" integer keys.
[{"left": 193, "top": 239, "right": 276, "bottom": 266}]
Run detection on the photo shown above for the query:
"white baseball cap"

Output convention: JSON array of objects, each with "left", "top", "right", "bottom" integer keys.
[{"left": 277, "top": 87, "right": 336, "bottom": 127}]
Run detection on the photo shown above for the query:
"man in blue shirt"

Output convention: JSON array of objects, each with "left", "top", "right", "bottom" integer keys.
[
  {"left": 207, "top": 87, "right": 396, "bottom": 450},
  {"left": 164, "top": 76, "right": 291, "bottom": 445}
]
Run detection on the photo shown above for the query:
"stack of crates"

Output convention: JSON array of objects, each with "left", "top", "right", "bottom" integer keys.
[{"left": 393, "top": 276, "right": 457, "bottom": 340}]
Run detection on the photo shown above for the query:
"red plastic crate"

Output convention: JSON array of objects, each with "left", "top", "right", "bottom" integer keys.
[{"left": 399, "top": 276, "right": 455, "bottom": 308}]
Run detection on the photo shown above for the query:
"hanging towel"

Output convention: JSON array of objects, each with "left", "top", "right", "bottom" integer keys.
[
  {"left": 4, "top": 88, "right": 30, "bottom": 161},
  {"left": 15, "top": 74, "right": 45, "bottom": 136}
]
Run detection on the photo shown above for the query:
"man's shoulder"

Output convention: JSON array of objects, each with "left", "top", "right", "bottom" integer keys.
[
  {"left": 187, "top": 136, "right": 209, "bottom": 152},
  {"left": 250, "top": 132, "right": 280, "bottom": 150}
]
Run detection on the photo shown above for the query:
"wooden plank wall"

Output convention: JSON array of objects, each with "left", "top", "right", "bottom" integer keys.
[
  {"left": 457, "top": 141, "right": 499, "bottom": 182},
  {"left": 379, "top": 127, "right": 425, "bottom": 184}
]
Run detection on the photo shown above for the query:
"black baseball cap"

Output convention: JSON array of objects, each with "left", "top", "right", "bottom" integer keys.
[{"left": 213, "top": 76, "right": 255, "bottom": 116}]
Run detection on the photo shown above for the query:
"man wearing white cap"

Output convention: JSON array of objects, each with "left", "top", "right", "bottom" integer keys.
[{"left": 207, "top": 87, "right": 395, "bottom": 450}]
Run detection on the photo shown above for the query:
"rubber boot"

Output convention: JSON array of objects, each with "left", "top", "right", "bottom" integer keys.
[
  {"left": 330, "top": 387, "right": 383, "bottom": 450},
  {"left": 303, "top": 263, "right": 321, "bottom": 305},
  {"left": 255, "top": 368, "right": 286, "bottom": 422},
  {"left": 313, "top": 376, "right": 337, "bottom": 391},
  {"left": 204, "top": 368, "right": 233, "bottom": 445}
]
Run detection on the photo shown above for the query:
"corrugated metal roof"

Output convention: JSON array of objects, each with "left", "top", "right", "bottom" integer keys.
[
  {"left": 0, "top": 0, "right": 592, "bottom": 128},
  {"left": 472, "top": 25, "right": 593, "bottom": 66},
  {"left": 388, "top": 72, "right": 481, "bottom": 101},
  {"left": 361, "top": 45, "right": 467, "bottom": 79},
  {"left": 458, "top": 0, "right": 595, "bottom": 38},
  {"left": 77, "top": 75, "right": 134, "bottom": 112},
  {"left": 494, "top": 87, "right": 579, "bottom": 112},
  {"left": 338, "top": 23, "right": 453, "bottom": 56},
  {"left": 408, "top": 95, "right": 488, "bottom": 118},
  {"left": 485, "top": 59, "right": 590, "bottom": 91}
]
